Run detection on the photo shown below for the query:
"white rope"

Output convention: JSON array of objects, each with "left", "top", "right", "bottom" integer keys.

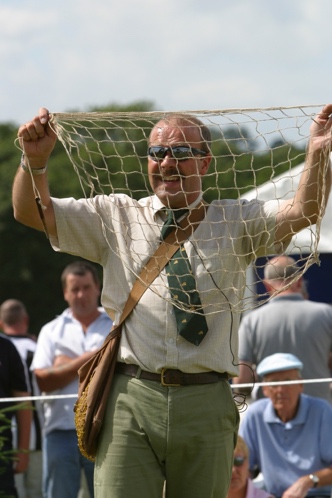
[{"left": 1, "top": 377, "right": 331, "bottom": 403}]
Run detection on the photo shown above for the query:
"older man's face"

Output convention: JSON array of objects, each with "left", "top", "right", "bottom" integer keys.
[
  {"left": 262, "top": 368, "right": 303, "bottom": 421},
  {"left": 147, "top": 120, "right": 211, "bottom": 208}
]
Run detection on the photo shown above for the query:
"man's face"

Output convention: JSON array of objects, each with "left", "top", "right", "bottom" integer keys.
[
  {"left": 148, "top": 120, "right": 211, "bottom": 208},
  {"left": 63, "top": 272, "right": 100, "bottom": 319},
  {"left": 262, "top": 369, "right": 303, "bottom": 420}
]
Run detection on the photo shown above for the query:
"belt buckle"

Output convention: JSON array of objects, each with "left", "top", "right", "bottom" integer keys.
[{"left": 161, "top": 368, "right": 181, "bottom": 387}]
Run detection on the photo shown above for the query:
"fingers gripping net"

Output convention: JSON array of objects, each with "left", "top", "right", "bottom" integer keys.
[{"left": 48, "top": 105, "right": 330, "bottom": 314}]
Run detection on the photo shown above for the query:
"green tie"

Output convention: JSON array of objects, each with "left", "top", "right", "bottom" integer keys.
[{"left": 161, "top": 209, "right": 208, "bottom": 346}]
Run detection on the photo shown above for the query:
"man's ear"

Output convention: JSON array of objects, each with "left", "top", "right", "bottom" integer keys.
[
  {"left": 293, "top": 277, "right": 304, "bottom": 292},
  {"left": 263, "top": 279, "right": 274, "bottom": 293},
  {"left": 199, "top": 155, "right": 212, "bottom": 177},
  {"left": 298, "top": 378, "right": 304, "bottom": 393},
  {"left": 261, "top": 382, "right": 269, "bottom": 398}
]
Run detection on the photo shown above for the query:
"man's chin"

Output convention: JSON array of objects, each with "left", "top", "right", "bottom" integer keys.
[{"left": 154, "top": 186, "right": 189, "bottom": 207}]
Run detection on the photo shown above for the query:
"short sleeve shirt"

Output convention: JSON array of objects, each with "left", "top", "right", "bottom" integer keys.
[
  {"left": 31, "top": 307, "right": 112, "bottom": 434},
  {"left": 50, "top": 194, "right": 281, "bottom": 376}
]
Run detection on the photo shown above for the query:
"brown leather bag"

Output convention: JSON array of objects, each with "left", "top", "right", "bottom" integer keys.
[
  {"left": 74, "top": 326, "right": 122, "bottom": 461},
  {"left": 74, "top": 203, "right": 207, "bottom": 461}
]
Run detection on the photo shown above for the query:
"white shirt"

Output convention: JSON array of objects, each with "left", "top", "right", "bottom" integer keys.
[
  {"left": 31, "top": 307, "right": 112, "bottom": 434},
  {"left": 50, "top": 194, "right": 280, "bottom": 377}
]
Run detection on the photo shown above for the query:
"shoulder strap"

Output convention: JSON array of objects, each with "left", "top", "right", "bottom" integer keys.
[{"left": 116, "top": 201, "right": 207, "bottom": 327}]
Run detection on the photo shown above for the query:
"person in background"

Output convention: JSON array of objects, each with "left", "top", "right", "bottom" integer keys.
[
  {"left": 30, "top": 261, "right": 113, "bottom": 498},
  {"left": 239, "top": 353, "right": 332, "bottom": 498},
  {"left": 12, "top": 104, "right": 332, "bottom": 498},
  {"left": 234, "top": 255, "right": 332, "bottom": 402},
  {"left": 226, "top": 436, "right": 273, "bottom": 498},
  {"left": 0, "top": 299, "right": 43, "bottom": 498},
  {"left": 0, "top": 334, "right": 32, "bottom": 498}
]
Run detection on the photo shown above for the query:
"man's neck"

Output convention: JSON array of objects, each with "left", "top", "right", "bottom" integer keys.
[
  {"left": 72, "top": 309, "right": 101, "bottom": 332},
  {"left": 2, "top": 326, "right": 27, "bottom": 336},
  {"left": 274, "top": 399, "right": 300, "bottom": 423}
]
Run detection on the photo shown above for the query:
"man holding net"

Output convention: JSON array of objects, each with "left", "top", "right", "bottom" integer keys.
[{"left": 12, "top": 104, "right": 332, "bottom": 498}]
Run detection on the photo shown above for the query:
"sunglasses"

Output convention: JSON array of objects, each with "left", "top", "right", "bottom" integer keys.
[
  {"left": 233, "top": 456, "right": 246, "bottom": 467},
  {"left": 148, "top": 145, "right": 208, "bottom": 162}
]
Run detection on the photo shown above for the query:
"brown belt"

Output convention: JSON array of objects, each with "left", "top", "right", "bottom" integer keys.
[{"left": 115, "top": 362, "right": 229, "bottom": 387}]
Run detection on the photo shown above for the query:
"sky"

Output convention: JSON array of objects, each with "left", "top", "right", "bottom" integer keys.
[{"left": 1, "top": 0, "right": 332, "bottom": 126}]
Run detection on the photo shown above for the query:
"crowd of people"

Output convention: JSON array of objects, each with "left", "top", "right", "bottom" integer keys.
[{"left": 0, "top": 104, "right": 332, "bottom": 497}]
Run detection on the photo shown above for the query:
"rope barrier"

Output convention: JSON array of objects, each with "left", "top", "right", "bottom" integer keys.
[{"left": 1, "top": 377, "right": 331, "bottom": 403}]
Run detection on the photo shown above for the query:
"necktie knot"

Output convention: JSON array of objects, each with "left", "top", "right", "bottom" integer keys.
[{"left": 161, "top": 209, "right": 189, "bottom": 240}]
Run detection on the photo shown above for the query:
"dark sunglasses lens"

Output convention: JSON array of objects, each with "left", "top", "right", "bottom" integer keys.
[
  {"left": 148, "top": 146, "right": 165, "bottom": 160},
  {"left": 171, "top": 147, "right": 192, "bottom": 160},
  {"left": 148, "top": 146, "right": 200, "bottom": 161},
  {"left": 233, "top": 456, "right": 245, "bottom": 467}
]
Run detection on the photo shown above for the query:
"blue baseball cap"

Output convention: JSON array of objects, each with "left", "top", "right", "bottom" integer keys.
[{"left": 256, "top": 353, "right": 303, "bottom": 377}]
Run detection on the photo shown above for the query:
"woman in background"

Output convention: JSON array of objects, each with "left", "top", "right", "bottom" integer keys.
[{"left": 227, "top": 436, "right": 273, "bottom": 498}]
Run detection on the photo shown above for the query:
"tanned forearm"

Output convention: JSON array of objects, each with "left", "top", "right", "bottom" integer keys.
[
  {"left": 275, "top": 105, "right": 332, "bottom": 244},
  {"left": 34, "top": 351, "right": 96, "bottom": 392},
  {"left": 282, "top": 467, "right": 332, "bottom": 498},
  {"left": 12, "top": 166, "right": 56, "bottom": 236}
]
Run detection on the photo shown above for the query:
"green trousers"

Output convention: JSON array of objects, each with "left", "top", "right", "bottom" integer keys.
[{"left": 95, "top": 373, "right": 239, "bottom": 498}]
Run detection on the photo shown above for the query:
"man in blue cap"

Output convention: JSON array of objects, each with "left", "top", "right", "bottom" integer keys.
[{"left": 239, "top": 353, "right": 332, "bottom": 498}]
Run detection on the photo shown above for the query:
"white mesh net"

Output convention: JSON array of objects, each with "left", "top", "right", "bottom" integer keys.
[{"left": 44, "top": 105, "right": 330, "bottom": 315}]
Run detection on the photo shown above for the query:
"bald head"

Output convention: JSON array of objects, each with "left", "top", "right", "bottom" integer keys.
[
  {"left": 264, "top": 255, "right": 300, "bottom": 281},
  {"left": 150, "top": 114, "right": 211, "bottom": 154},
  {"left": 263, "top": 255, "right": 305, "bottom": 295}
]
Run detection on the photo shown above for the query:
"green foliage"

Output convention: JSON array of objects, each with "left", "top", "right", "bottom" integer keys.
[
  {"left": 0, "top": 101, "right": 306, "bottom": 333},
  {"left": 203, "top": 126, "right": 305, "bottom": 202}
]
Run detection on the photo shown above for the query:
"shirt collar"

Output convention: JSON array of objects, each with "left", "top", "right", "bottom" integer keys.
[
  {"left": 270, "top": 294, "right": 305, "bottom": 302},
  {"left": 151, "top": 193, "right": 203, "bottom": 221}
]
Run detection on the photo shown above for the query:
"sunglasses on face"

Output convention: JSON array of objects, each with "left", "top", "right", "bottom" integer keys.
[
  {"left": 148, "top": 145, "right": 208, "bottom": 162},
  {"left": 233, "top": 456, "right": 246, "bottom": 467}
]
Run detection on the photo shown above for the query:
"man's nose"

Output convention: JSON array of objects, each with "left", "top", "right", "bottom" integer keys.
[
  {"left": 160, "top": 151, "right": 176, "bottom": 163},
  {"left": 159, "top": 153, "right": 181, "bottom": 169}
]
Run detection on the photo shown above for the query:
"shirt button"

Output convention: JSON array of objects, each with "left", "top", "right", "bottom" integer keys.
[{"left": 169, "top": 338, "right": 174, "bottom": 344}]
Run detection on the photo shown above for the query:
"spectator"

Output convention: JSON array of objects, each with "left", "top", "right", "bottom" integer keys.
[
  {"left": 239, "top": 353, "right": 332, "bottom": 498},
  {"left": 30, "top": 261, "right": 113, "bottom": 498},
  {"left": 234, "top": 255, "right": 332, "bottom": 401},
  {"left": 0, "top": 335, "right": 32, "bottom": 498},
  {"left": 0, "top": 298, "right": 43, "bottom": 498},
  {"left": 227, "top": 436, "right": 273, "bottom": 498}
]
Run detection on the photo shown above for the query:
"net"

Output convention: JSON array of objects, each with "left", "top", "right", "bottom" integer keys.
[{"left": 43, "top": 104, "right": 330, "bottom": 314}]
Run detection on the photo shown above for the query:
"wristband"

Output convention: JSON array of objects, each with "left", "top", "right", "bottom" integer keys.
[{"left": 21, "top": 154, "right": 48, "bottom": 175}]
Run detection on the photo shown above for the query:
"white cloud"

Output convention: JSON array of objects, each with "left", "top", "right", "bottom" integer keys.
[{"left": 1, "top": 0, "right": 332, "bottom": 124}]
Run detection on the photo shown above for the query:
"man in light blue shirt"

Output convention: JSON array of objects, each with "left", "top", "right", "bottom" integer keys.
[{"left": 239, "top": 353, "right": 332, "bottom": 498}]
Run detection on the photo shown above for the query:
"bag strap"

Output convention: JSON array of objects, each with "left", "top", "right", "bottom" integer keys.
[{"left": 116, "top": 201, "right": 207, "bottom": 328}]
